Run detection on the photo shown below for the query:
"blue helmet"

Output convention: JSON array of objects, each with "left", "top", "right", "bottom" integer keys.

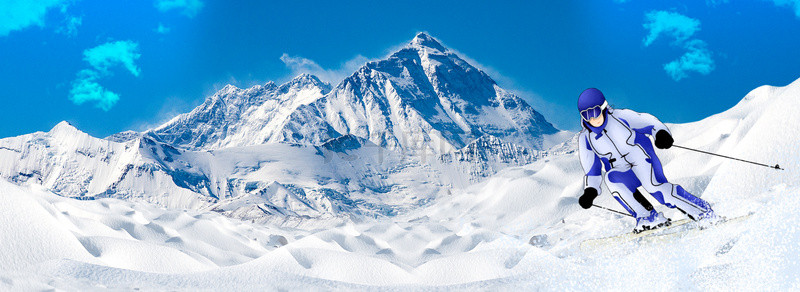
[{"left": 578, "top": 88, "right": 607, "bottom": 122}]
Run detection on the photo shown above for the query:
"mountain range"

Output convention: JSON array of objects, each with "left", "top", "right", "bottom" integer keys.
[{"left": 0, "top": 33, "right": 563, "bottom": 225}]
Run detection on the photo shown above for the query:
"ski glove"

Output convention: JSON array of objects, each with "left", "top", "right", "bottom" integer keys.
[
  {"left": 655, "top": 130, "right": 673, "bottom": 149},
  {"left": 579, "top": 187, "right": 599, "bottom": 209}
]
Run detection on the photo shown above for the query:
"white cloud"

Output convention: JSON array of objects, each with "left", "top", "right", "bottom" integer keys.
[
  {"left": 769, "top": 0, "right": 800, "bottom": 18},
  {"left": 70, "top": 41, "right": 142, "bottom": 111},
  {"left": 0, "top": 0, "right": 69, "bottom": 37},
  {"left": 83, "top": 40, "right": 142, "bottom": 76},
  {"left": 643, "top": 10, "right": 701, "bottom": 47},
  {"left": 663, "top": 40, "right": 715, "bottom": 81},
  {"left": 56, "top": 15, "right": 82, "bottom": 37},
  {"left": 642, "top": 10, "right": 715, "bottom": 81},
  {"left": 155, "top": 0, "right": 204, "bottom": 18},
  {"left": 156, "top": 23, "right": 170, "bottom": 34},
  {"left": 280, "top": 53, "right": 370, "bottom": 85},
  {"left": 69, "top": 69, "right": 121, "bottom": 111}
]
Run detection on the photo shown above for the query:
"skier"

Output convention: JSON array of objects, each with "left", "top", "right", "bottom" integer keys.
[{"left": 576, "top": 88, "right": 715, "bottom": 233}]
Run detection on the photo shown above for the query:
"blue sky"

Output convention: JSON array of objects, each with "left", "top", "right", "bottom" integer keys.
[{"left": 1, "top": 0, "right": 799, "bottom": 138}]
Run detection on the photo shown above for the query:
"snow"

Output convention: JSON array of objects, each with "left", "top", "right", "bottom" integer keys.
[
  {"left": 0, "top": 33, "right": 564, "bottom": 226},
  {"left": 2, "top": 76, "right": 799, "bottom": 290},
  {"left": 146, "top": 33, "right": 556, "bottom": 155},
  {"left": 3, "top": 30, "right": 799, "bottom": 289},
  {"left": 149, "top": 74, "right": 332, "bottom": 150}
]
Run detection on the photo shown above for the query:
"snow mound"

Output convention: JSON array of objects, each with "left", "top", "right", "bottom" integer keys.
[
  {"left": 4, "top": 182, "right": 798, "bottom": 290},
  {"left": 0, "top": 179, "right": 296, "bottom": 290}
]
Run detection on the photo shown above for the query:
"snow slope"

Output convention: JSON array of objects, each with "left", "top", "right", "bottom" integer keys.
[
  {"left": 0, "top": 179, "right": 298, "bottom": 289},
  {"left": 0, "top": 123, "right": 467, "bottom": 226},
  {"left": 2, "top": 179, "right": 798, "bottom": 290},
  {"left": 145, "top": 74, "right": 332, "bottom": 150},
  {"left": 2, "top": 78, "right": 798, "bottom": 290},
  {"left": 0, "top": 122, "right": 215, "bottom": 209}
]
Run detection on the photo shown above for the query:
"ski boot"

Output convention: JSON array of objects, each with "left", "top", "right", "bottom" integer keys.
[
  {"left": 684, "top": 207, "right": 718, "bottom": 222},
  {"left": 633, "top": 209, "right": 671, "bottom": 234},
  {"left": 695, "top": 209, "right": 723, "bottom": 229}
]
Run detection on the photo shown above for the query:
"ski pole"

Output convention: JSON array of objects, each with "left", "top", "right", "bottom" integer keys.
[
  {"left": 592, "top": 204, "right": 634, "bottom": 217},
  {"left": 672, "top": 144, "right": 784, "bottom": 170}
]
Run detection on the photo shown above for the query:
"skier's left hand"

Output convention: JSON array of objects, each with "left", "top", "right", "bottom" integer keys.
[
  {"left": 579, "top": 187, "right": 598, "bottom": 209},
  {"left": 655, "top": 130, "right": 673, "bottom": 149}
]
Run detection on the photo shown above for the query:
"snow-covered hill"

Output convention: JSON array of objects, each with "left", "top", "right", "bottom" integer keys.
[
  {"left": 0, "top": 122, "right": 215, "bottom": 209},
  {"left": 0, "top": 121, "right": 471, "bottom": 226},
  {"left": 424, "top": 77, "right": 800, "bottom": 238},
  {"left": 2, "top": 77, "right": 799, "bottom": 290}
]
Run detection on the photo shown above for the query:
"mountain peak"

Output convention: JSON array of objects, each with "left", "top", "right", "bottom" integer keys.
[
  {"left": 281, "top": 73, "right": 331, "bottom": 93},
  {"left": 48, "top": 120, "right": 89, "bottom": 140},
  {"left": 50, "top": 121, "right": 78, "bottom": 133},
  {"left": 409, "top": 32, "right": 447, "bottom": 52},
  {"left": 292, "top": 73, "right": 323, "bottom": 84}
]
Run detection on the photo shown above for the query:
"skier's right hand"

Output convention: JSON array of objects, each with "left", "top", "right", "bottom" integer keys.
[{"left": 579, "top": 187, "right": 598, "bottom": 209}]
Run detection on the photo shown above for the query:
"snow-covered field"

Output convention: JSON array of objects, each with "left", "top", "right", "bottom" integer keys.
[
  {"left": 0, "top": 49, "right": 800, "bottom": 291},
  {"left": 5, "top": 177, "right": 796, "bottom": 290},
  {"left": 2, "top": 78, "right": 798, "bottom": 290}
]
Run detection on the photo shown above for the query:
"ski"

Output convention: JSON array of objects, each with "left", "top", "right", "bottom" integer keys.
[{"left": 580, "top": 213, "right": 753, "bottom": 252}]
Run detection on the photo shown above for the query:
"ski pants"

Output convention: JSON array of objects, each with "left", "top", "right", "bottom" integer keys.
[{"left": 603, "top": 142, "right": 712, "bottom": 219}]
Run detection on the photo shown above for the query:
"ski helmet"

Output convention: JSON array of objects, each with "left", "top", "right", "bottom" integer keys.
[{"left": 578, "top": 88, "right": 608, "bottom": 122}]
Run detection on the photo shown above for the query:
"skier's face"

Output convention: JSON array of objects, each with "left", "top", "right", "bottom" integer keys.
[{"left": 588, "top": 113, "right": 604, "bottom": 127}]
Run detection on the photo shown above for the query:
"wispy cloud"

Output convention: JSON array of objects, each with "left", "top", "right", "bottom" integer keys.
[
  {"left": 56, "top": 15, "right": 82, "bottom": 37},
  {"left": 83, "top": 40, "right": 142, "bottom": 76},
  {"left": 280, "top": 53, "right": 370, "bottom": 85},
  {"left": 643, "top": 10, "right": 714, "bottom": 81},
  {"left": 616, "top": 0, "right": 730, "bottom": 6},
  {"left": 0, "top": 0, "right": 70, "bottom": 37},
  {"left": 663, "top": 40, "right": 715, "bottom": 81},
  {"left": 705, "top": 0, "right": 730, "bottom": 7},
  {"left": 643, "top": 10, "right": 701, "bottom": 46},
  {"left": 156, "top": 23, "right": 170, "bottom": 34},
  {"left": 70, "top": 40, "right": 142, "bottom": 110},
  {"left": 155, "top": 0, "right": 204, "bottom": 18},
  {"left": 769, "top": 0, "right": 800, "bottom": 18},
  {"left": 70, "top": 70, "right": 120, "bottom": 111}
]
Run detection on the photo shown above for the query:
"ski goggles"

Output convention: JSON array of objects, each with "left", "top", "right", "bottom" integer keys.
[{"left": 580, "top": 101, "right": 608, "bottom": 122}]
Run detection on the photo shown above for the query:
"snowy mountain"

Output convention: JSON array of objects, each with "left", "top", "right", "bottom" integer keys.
[
  {"left": 2, "top": 77, "right": 799, "bottom": 290},
  {"left": 144, "top": 33, "right": 556, "bottom": 154},
  {"left": 146, "top": 74, "right": 332, "bottom": 150},
  {"left": 0, "top": 32, "right": 559, "bottom": 223},
  {"left": 282, "top": 32, "right": 557, "bottom": 153},
  {"left": 0, "top": 121, "right": 463, "bottom": 225},
  {"left": 0, "top": 122, "right": 215, "bottom": 209}
]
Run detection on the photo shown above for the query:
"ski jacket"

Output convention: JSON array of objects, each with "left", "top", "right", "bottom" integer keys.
[{"left": 578, "top": 107, "right": 671, "bottom": 194}]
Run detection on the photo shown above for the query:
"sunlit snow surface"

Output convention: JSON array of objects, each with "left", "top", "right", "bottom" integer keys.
[{"left": 2, "top": 80, "right": 800, "bottom": 290}]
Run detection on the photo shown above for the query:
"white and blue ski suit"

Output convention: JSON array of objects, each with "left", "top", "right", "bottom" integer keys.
[{"left": 578, "top": 107, "right": 713, "bottom": 219}]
